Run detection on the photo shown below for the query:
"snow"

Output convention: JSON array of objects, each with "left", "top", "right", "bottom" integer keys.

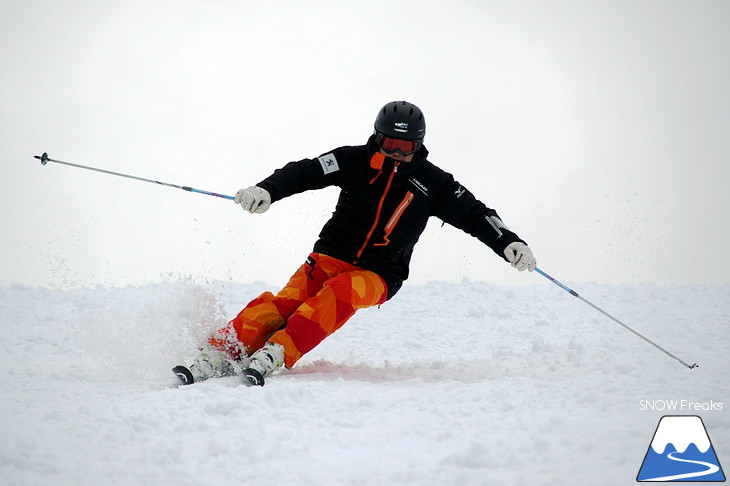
[{"left": 1, "top": 278, "right": 728, "bottom": 486}]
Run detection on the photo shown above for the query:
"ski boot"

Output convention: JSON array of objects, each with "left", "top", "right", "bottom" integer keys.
[
  {"left": 241, "top": 343, "right": 285, "bottom": 387},
  {"left": 173, "top": 346, "right": 239, "bottom": 385}
]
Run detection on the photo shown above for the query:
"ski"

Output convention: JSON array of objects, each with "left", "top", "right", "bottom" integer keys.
[
  {"left": 172, "top": 364, "right": 267, "bottom": 387},
  {"left": 241, "top": 368, "right": 266, "bottom": 387}
]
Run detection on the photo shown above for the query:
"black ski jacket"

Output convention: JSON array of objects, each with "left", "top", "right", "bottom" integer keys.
[{"left": 257, "top": 135, "right": 526, "bottom": 299}]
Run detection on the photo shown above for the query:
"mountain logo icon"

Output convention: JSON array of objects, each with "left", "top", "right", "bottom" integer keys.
[{"left": 637, "top": 415, "right": 726, "bottom": 482}]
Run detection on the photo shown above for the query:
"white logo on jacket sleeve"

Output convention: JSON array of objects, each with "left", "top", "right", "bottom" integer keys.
[{"left": 318, "top": 153, "right": 340, "bottom": 174}]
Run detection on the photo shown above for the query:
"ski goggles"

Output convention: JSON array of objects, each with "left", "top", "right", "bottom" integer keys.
[{"left": 375, "top": 133, "right": 422, "bottom": 156}]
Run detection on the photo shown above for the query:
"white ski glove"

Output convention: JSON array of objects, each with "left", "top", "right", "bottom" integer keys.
[
  {"left": 503, "top": 242, "right": 536, "bottom": 272},
  {"left": 234, "top": 186, "right": 271, "bottom": 214}
]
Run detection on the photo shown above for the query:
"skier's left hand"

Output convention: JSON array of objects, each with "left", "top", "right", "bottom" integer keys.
[{"left": 504, "top": 242, "right": 536, "bottom": 272}]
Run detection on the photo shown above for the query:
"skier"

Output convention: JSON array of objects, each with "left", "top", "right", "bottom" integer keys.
[{"left": 173, "top": 101, "right": 536, "bottom": 386}]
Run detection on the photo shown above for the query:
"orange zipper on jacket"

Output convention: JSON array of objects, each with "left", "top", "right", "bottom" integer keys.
[
  {"left": 355, "top": 162, "right": 399, "bottom": 261},
  {"left": 374, "top": 191, "right": 413, "bottom": 247}
]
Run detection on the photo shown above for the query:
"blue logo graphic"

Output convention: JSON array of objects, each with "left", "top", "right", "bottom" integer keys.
[{"left": 637, "top": 415, "right": 725, "bottom": 482}]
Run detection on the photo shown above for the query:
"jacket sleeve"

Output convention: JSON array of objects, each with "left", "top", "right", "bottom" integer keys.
[
  {"left": 255, "top": 148, "right": 346, "bottom": 203},
  {"left": 432, "top": 173, "right": 525, "bottom": 260}
]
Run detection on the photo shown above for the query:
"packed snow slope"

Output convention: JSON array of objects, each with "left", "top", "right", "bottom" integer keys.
[{"left": 1, "top": 279, "right": 727, "bottom": 486}]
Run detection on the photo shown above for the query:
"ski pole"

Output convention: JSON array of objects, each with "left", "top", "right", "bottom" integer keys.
[
  {"left": 534, "top": 267, "right": 698, "bottom": 369},
  {"left": 33, "top": 152, "right": 235, "bottom": 200}
]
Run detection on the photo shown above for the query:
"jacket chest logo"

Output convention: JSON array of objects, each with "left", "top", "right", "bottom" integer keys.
[{"left": 408, "top": 178, "right": 429, "bottom": 196}]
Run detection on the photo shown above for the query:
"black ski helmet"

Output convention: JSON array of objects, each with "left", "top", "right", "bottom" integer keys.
[{"left": 374, "top": 101, "right": 426, "bottom": 141}]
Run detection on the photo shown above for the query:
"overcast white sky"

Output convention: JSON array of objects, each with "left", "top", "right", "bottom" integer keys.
[{"left": 2, "top": 0, "right": 729, "bottom": 290}]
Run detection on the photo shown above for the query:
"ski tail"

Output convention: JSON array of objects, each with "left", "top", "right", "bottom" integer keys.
[
  {"left": 172, "top": 365, "right": 194, "bottom": 385},
  {"left": 242, "top": 368, "right": 266, "bottom": 387}
]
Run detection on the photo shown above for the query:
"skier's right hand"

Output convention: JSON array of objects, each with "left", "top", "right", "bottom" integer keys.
[{"left": 234, "top": 186, "right": 271, "bottom": 214}]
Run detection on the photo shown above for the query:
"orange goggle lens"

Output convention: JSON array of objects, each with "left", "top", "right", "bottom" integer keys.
[{"left": 376, "top": 134, "right": 421, "bottom": 156}]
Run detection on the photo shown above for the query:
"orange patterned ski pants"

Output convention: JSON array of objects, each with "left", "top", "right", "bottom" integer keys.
[{"left": 209, "top": 253, "right": 388, "bottom": 368}]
